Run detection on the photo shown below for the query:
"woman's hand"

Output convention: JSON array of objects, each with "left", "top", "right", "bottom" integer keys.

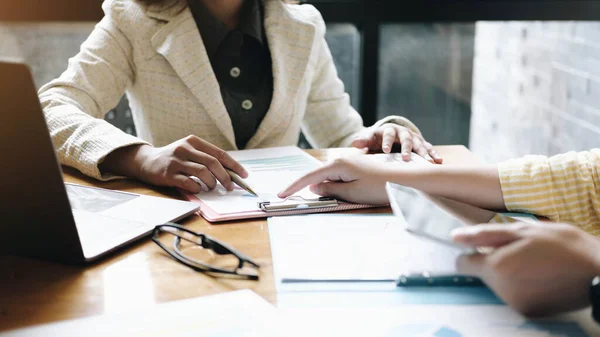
[
  {"left": 352, "top": 124, "right": 442, "bottom": 164},
  {"left": 453, "top": 222, "right": 600, "bottom": 317},
  {"left": 100, "top": 135, "right": 247, "bottom": 194},
  {"left": 278, "top": 156, "right": 394, "bottom": 204}
]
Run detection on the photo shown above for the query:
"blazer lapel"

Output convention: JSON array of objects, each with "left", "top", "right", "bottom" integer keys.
[
  {"left": 150, "top": 8, "right": 237, "bottom": 149},
  {"left": 245, "top": 0, "right": 317, "bottom": 148}
]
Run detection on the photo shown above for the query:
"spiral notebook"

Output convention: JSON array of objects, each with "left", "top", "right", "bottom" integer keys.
[{"left": 180, "top": 146, "right": 386, "bottom": 222}]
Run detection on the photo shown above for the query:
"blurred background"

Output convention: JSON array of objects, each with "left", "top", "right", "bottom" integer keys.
[{"left": 1, "top": 0, "right": 599, "bottom": 163}]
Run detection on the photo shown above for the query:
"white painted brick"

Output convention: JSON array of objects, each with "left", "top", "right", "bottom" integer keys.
[
  {"left": 573, "top": 22, "right": 600, "bottom": 42},
  {"left": 471, "top": 21, "right": 600, "bottom": 163}
]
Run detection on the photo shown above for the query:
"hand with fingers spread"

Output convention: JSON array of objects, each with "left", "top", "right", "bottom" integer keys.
[
  {"left": 278, "top": 156, "right": 395, "bottom": 204},
  {"left": 351, "top": 124, "right": 442, "bottom": 164},
  {"left": 452, "top": 222, "right": 600, "bottom": 317},
  {"left": 99, "top": 135, "right": 248, "bottom": 194}
]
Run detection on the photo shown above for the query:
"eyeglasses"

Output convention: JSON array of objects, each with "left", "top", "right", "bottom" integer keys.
[{"left": 152, "top": 223, "right": 260, "bottom": 280}]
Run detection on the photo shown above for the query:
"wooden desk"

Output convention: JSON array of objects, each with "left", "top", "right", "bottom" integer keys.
[{"left": 0, "top": 146, "right": 478, "bottom": 331}]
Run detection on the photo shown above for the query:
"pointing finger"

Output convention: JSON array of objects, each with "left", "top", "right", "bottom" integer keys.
[{"left": 278, "top": 163, "right": 339, "bottom": 198}]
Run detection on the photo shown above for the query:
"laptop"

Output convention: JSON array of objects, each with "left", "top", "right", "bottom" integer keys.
[{"left": 0, "top": 61, "right": 200, "bottom": 263}]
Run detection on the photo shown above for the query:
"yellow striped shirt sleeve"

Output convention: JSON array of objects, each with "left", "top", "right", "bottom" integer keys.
[{"left": 497, "top": 149, "right": 600, "bottom": 236}]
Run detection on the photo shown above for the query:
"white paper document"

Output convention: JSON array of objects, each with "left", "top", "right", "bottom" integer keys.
[
  {"left": 269, "top": 214, "right": 463, "bottom": 283},
  {"left": 277, "top": 306, "right": 597, "bottom": 337},
  {"left": 193, "top": 146, "right": 323, "bottom": 214}
]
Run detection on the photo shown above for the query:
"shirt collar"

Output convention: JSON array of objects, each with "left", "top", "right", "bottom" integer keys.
[
  {"left": 188, "top": 0, "right": 265, "bottom": 58},
  {"left": 239, "top": 0, "right": 265, "bottom": 45}
]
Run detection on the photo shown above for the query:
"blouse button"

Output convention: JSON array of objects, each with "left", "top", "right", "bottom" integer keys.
[
  {"left": 242, "top": 99, "right": 253, "bottom": 111},
  {"left": 230, "top": 67, "right": 241, "bottom": 78}
]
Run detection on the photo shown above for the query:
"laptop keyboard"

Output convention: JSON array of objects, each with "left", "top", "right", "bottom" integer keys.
[
  {"left": 74, "top": 210, "right": 147, "bottom": 239},
  {"left": 73, "top": 210, "right": 150, "bottom": 258},
  {"left": 65, "top": 184, "right": 151, "bottom": 258},
  {"left": 64, "top": 183, "right": 197, "bottom": 259}
]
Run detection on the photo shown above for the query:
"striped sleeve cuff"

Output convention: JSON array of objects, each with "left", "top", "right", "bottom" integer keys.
[{"left": 497, "top": 155, "right": 559, "bottom": 220}]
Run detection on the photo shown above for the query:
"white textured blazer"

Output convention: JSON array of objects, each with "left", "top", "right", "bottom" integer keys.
[{"left": 38, "top": 0, "right": 420, "bottom": 180}]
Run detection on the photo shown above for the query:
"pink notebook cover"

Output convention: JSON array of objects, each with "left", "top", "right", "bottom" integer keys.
[{"left": 180, "top": 189, "right": 381, "bottom": 223}]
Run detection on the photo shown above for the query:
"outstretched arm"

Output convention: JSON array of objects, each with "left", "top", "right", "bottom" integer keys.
[
  {"left": 280, "top": 149, "right": 600, "bottom": 233},
  {"left": 278, "top": 156, "right": 505, "bottom": 209}
]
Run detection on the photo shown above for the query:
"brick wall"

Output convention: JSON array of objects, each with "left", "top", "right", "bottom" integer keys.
[{"left": 470, "top": 21, "right": 600, "bottom": 163}]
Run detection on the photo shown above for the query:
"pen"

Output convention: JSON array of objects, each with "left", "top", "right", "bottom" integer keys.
[{"left": 226, "top": 168, "right": 258, "bottom": 197}]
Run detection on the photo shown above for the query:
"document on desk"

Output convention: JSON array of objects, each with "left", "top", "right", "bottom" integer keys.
[
  {"left": 181, "top": 146, "right": 392, "bottom": 222},
  {"left": 277, "top": 306, "right": 596, "bottom": 337},
  {"left": 269, "top": 214, "right": 505, "bottom": 307},
  {"left": 195, "top": 146, "right": 321, "bottom": 214},
  {"left": 0, "top": 290, "right": 287, "bottom": 337},
  {"left": 269, "top": 214, "right": 462, "bottom": 283}
]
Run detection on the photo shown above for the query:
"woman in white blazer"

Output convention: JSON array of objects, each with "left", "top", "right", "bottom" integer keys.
[{"left": 38, "top": 0, "right": 441, "bottom": 193}]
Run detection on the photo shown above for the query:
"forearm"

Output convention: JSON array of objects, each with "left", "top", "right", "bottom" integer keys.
[
  {"left": 99, "top": 144, "right": 151, "bottom": 179},
  {"left": 38, "top": 10, "right": 142, "bottom": 180},
  {"left": 386, "top": 165, "right": 506, "bottom": 210}
]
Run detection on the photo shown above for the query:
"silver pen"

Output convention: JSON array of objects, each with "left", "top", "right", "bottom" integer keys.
[{"left": 226, "top": 169, "right": 258, "bottom": 197}]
